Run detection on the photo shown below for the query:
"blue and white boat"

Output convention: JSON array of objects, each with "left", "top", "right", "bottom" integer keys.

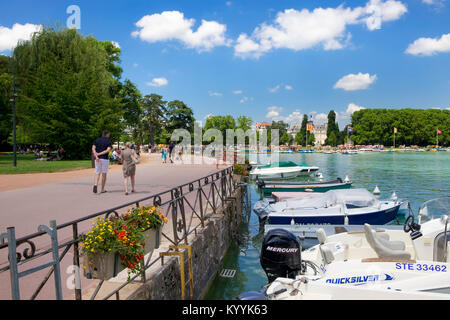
[{"left": 259, "top": 189, "right": 402, "bottom": 225}]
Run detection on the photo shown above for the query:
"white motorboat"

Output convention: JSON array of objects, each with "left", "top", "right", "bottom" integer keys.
[
  {"left": 239, "top": 197, "right": 450, "bottom": 300},
  {"left": 249, "top": 161, "right": 319, "bottom": 180},
  {"left": 255, "top": 189, "right": 402, "bottom": 225}
]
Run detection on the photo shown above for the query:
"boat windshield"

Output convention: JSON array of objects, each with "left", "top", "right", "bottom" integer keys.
[{"left": 420, "top": 197, "right": 450, "bottom": 221}]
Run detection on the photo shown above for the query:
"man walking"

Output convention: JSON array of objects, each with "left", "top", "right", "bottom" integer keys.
[
  {"left": 92, "top": 130, "right": 113, "bottom": 194},
  {"left": 168, "top": 141, "right": 175, "bottom": 163}
]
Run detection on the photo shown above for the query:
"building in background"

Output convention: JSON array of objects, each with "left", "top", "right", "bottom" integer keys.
[
  {"left": 255, "top": 122, "right": 272, "bottom": 132},
  {"left": 288, "top": 123, "right": 302, "bottom": 138},
  {"left": 313, "top": 123, "right": 328, "bottom": 146}
]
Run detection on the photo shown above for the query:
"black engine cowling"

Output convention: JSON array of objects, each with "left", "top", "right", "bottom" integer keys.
[{"left": 260, "top": 229, "right": 303, "bottom": 283}]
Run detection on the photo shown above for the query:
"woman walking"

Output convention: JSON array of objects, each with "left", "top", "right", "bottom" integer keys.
[{"left": 121, "top": 142, "right": 139, "bottom": 195}]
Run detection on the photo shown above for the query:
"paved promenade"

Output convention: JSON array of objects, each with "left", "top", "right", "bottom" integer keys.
[
  {"left": 0, "top": 153, "right": 222, "bottom": 299},
  {"left": 0, "top": 154, "right": 218, "bottom": 238}
]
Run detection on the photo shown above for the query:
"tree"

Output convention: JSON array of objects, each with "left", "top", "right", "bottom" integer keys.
[
  {"left": 0, "top": 55, "right": 12, "bottom": 150},
  {"left": 120, "top": 79, "right": 143, "bottom": 143},
  {"left": 204, "top": 115, "right": 236, "bottom": 145},
  {"left": 280, "top": 131, "right": 291, "bottom": 145},
  {"left": 236, "top": 116, "right": 252, "bottom": 132},
  {"left": 325, "top": 110, "right": 341, "bottom": 146},
  {"left": 141, "top": 94, "right": 167, "bottom": 146},
  {"left": 12, "top": 27, "right": 124, "bottom": 158},
  {"left": 166, "top": 100, "right": 195, "bottom": 134},
  {"left": 350, "top": 108, "right": 450, "bottom": 146}
]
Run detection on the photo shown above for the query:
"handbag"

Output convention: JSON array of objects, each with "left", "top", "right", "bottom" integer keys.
[{"left": 132, "top": 151, "right": 140, "bottom": 164}]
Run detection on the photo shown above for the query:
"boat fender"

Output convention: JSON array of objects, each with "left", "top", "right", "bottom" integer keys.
[{"left": 373, "top": 185, "right": 381, "bottom": 195}]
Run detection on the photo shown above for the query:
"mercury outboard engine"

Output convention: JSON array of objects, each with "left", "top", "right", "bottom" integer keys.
[{"left": 260, "top": 229, "right": 303, "bottom": 283}]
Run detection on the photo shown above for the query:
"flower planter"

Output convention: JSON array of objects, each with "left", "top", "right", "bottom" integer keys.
[
  {"left": 232, "top": 174, "right": 242, "bottom": 184},
  {"left": 83, "top": 252, "right": 125, "bottom": 280},
  {"left": 143, "top": 228, "right": 161, "bottom": 257}
]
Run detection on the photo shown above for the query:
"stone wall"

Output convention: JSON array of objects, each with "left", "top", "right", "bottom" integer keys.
[{"left": 127, "top": 185, "right": 245, "bottom": 300}]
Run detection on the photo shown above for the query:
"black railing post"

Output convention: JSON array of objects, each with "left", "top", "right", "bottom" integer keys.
[{"left": 72, "top": 223, "right": 82, "bottom": 300}]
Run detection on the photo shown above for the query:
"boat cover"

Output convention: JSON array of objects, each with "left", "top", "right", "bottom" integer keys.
[
  {"left": 255, "top": 189, "right": 380, "bottom": 217},
  {"left": 258, "top": 161, "right": 310, "bottom": 169}
]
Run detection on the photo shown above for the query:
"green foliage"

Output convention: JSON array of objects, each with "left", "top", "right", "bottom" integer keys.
[
  {"left": 236, "top": 116, "right": 252, "bottom": 132},
  {"left": 0, "top": 55, "right": 12, "bottom": 149},
  {"left": 166, "top": 100, "right": 195, "bottom": 133},
  {"left": 325, "top": 110, "right": 342, "bottom": 146},
  {"left": 141, "top": 94, "right": 167, "bottom": 146},
  {"left": 11, "top": 27, "right": 125, "bottom": 159},
  {"left": 280, "top": 131, "right": 291, "bottom": 145},
  {"left": 350, "top": 109, "right": 450, "bottom": 146},
  {"left": 204, "top": 115, "right": 236, "bottom": 144}
]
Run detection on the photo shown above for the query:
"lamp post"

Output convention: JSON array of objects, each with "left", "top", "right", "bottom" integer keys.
[{"left": 9, "top": 82, "right": 19, "bottom": 168}]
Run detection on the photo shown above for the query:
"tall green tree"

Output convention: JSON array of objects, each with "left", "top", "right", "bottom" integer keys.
[
  {"left": 166, "top": 100, "right": 195, "bottom": 134},
  {"left": 12, "top": 27, "right": 124, "bottom": 158},
  {"left": 236, "top": 116, "right": 252, "bottom": 132},
  {"left": 325, "top": 110, "right": 341, "bottom": 146},
  {"left": 141, "top": 94, "right": 167, "bottom": 146},
  {"left": 204, "top": 115, "right": 236, "bottom": 145},
  {"left": 0, "top": 55, "right": 12, "bottom": 150}
]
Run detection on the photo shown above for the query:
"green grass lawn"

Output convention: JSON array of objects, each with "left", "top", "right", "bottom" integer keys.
[{"left": 0, "top": 153, "right": 92, "bottom": 174}]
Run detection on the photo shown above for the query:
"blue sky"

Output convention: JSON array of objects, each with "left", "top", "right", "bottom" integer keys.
[{"left": 1, "top": 0, "right": 449, "bottom": 128}]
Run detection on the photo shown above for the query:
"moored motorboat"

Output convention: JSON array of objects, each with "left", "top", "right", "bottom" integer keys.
[
  {"left": 238, "top": 197, "right": 450, "bottom": 300},
  {"left": 256, "top": 189, "right": 402, "bottom": 225},
  {"left": 249, "top": 161, "right": 319, "bottom": 180},
  {"left": 257, "top": 177, "right": 352, "bottom": 196}
]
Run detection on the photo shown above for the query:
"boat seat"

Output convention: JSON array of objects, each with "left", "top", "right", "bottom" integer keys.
[
  {"left": 316, "top": 228, "right": 335, "bottom": 264},
  {"left": 319, "top": 245, "right": 335, "bottom": 264},
  {"left": 316, "top": 228, "right": 327, "bottom": 245},
  {"left": 364, "top": 224, "right": 410, "bottom": 260}
]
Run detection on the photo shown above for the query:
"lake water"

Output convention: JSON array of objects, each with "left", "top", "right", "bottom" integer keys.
[{"left": 203, "top": 151, "right": 450, "bottom": 300}]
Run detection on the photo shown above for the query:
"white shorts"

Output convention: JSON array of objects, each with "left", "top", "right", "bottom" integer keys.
[{"left": 95, "top": 159, "right": 110, "bottom": 174}]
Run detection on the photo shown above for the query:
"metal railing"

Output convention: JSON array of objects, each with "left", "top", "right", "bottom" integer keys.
[{"left": 0, "top": 166, "right": 241, "bottom": 300}]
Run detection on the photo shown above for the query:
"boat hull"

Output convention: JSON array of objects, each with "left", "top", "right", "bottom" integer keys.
[
  {"left": 267, "top": 204, "right": 401, "bottom": 225},
  {"left": 250, "top": 168, "right": 318, "bottom": 180},
  {"left": 262, "top": 182, "right": 351, "bottom": 196}
]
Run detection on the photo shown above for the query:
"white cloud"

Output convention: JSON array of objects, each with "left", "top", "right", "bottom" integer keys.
[
  {"left": 268, "top": 85, "right": 281, "bottom": 93},
  {"left": 132, "top": 11, "right": 230, "bottom": 52},
  {"left": 405, "top": 33, "right": 450, "bottom": 56},
  {"left": 334, "top": 103, "right": 366, "bottom": 128},
  {"left": 111, "top": 41, "right": 120, "bottom": 49},
  {"left": 209, "top": 91, "right": 223, "bottom": 97},
  {"left": 266, "top": 106, "right": 284, "bottom": 119},
  {"left": 265, "top": 107, "right": 304, "bottom": 124},
  {"left": 334, "top": 72, "right": 377, "bottom": 91},
  {"left": 346, "top": 102, "right": 366, "bottom": 114},
  {"left": 146, "top": 77, "right": 168, "bottom": 87},
  {"left": 232, "top": 90, "right": 243, "bottom": 94},
  {"left": 284, "top": 110, "right": 303, "bottom": 124},
  {"left": 269, "top": 84, "right": 293, "bottom": 93},
  {"left": 133, "top": 63, "right": 139, "bottom": 67},
  {"left": 226, "top": 1, "right": 232, "bottom": 6},
  {"left": 422, "top": 0, "right": 446, "bottom": 6},
  {"left": 0, "top": 23, "right": 42, "bottom": 52},
  {"left": 240, "top": 97, "right": 248, "bottom": 103},
  {"left": 311, "top": 112, "right": 328, "bottom": 124},
  {"left": 234, "top": 0, "right": 407, "bottom": 58}
]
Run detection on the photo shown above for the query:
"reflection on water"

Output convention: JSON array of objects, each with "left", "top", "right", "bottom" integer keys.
[{"left": 203, "top": 152, "right": 450, "bottom": 300}]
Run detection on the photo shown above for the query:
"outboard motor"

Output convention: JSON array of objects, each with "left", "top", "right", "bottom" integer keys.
[{"left": 260, "top": 229, "right": 303, "bottom": 283}]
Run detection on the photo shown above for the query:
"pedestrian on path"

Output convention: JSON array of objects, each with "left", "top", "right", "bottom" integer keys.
[
  {"left": 162, "top": 148, "right": 167, "bottom": 163},
  {"left": 121, "top": 142, "right": 138, "bottom": 195},
  {"left": 168, "top": 141, "right": 175, "bottom": 163},
  {"left": 92, "top": 130, "right": 113, "bottom": 194}
]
